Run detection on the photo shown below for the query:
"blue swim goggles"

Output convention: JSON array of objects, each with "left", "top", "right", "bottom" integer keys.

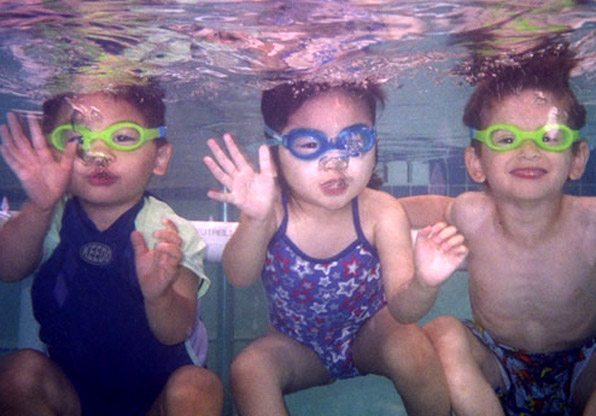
[{"left": 265, "top": 123, "right": 377, "bottom": 160}]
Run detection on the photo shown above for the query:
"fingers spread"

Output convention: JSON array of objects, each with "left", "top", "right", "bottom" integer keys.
[
  {"left": 223, "top": 132, "right": 251, "bottom": 168},
  {"left": 206, "top": 136, "right": 239, "bottom": 175},
  {"left": 258, "top": 144, "right": 276, "bottom": 179},
  {"left": 203, "top": 154, "right": 233, "bottom": 189},
  {"left": 131, "top": 230, "right": 149, "bottom": 257},
  {"left": 153, "top": 219, "right": 182, "bottom": 246},
  {"left": 60, "top": 140, "right": 77, "bottom": 169},
  {"left": 419, "top": 222, "right": 467, "bottom": 254}
]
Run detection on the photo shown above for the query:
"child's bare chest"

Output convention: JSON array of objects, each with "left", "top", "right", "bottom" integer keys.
[{"left": 466, "top": 227, "right": 596, "bottom": 350}]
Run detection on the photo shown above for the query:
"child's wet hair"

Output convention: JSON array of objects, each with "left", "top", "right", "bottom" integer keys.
[
  {"left": 261, "top": 80, "right": 386, "bottom": 190},
  {"left": 41, "top": 78, "right": 167, "bottom": 136},
  {"left": 261, "top": 80, "right": 385, "bottom": 133},
  {"left": 463, "top": 43, "right": 586, "bottom": 132}
]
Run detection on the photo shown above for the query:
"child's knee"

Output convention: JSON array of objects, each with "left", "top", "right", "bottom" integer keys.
[
  {"left": 230, "top": 348, "right": 267, "bottom": 382},
  {"left": 168, "top": 366, "right": 222, "bottom": 394},
  {"left": 365, "top": 325, "right": 441, "bottom": 381},
  {"left": 423, "top": 316, "right": 466, "bottom": 349},
  {"left": 165, "top": 366, "right": 224, "bottom": 406},
  {"left": 231, "top": 343, "right": 295, "bottom": 392},
  {"left": 0, "top": 349, "right": 52, "bottom": 392},
  {"left": 0, "top": 349, "right": 71, "bottom": 411},
  {"left": 156, "top": 366, "right": 223, "bottom": 416}
]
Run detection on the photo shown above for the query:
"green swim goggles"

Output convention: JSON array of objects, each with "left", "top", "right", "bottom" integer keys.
[
  {"left": 50, "top": 122, "right": 167, "bottom": 152},
  {"left": 471, "top": 123, "right": 580, "bottom": 152}
]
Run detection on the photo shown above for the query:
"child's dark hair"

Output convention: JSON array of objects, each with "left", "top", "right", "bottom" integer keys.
[
  {"left": 262, "top": 80, "right": 385, "bottom": 133},
  {"left": 261, "top": 80, "right": 386, "bottom": 190},
  {"left": 463, "top": 45, "right": 586, "bottom": 132},
  {"left": 41, "top": 78, "right": 166, "bottom": 135}
]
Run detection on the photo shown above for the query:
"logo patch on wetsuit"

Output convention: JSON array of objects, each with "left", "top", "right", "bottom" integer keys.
[{"left": 80, "top": 242, "right": 113, "bottom": 266}]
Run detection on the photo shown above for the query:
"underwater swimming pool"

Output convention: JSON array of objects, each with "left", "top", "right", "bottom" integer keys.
[{"left": 0, "top": 1, "right": 594, "bottom": 415}]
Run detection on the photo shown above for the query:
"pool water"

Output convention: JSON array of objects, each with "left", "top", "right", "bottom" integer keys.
[{"left": 0, "top": 1, "right": 594, "bottom": 415}]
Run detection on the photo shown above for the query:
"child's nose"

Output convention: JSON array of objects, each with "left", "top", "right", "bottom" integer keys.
[
  {"left": 80, "top": 149, "right": 115, "bottom": 167},
  {"left": 518, "top": 139, "right": 540, "bottom": 159},
  {"left": 79, "top": 140, "right": 115, "bottom": 167},
  {"left": 319, "top": 153, "right": 349, "bottom": 171}
]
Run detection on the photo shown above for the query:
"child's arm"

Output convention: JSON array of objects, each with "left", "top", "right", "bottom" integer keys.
[
  {"left": 203, "top": 134, "right": 278, "bottom": 287},
  {"left": 406, "top": 222, "right": 467, "bottom": 320},
  {"left": 0, "top": 112, "right": 75, "bottom": 281},
  {"left": 132, "top": 219, "right": 200, "bottom": 345},
  {"left": 398, "top": 195, "right": 453, "bottom": 229},
  {"left": 376, "top": 197, "right": 466, "bottom": 324}
]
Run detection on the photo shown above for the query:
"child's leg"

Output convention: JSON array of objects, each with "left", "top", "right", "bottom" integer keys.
[
  {"left": 423, "top": 316, "right": 505, "bottom": 416},
  {"left": 571, "top": 352, "right": 596, "bottom": 416},
  {"left": 0, "top": 349, "right": 80, "bottom": 416},
  {"left": 148, "top": 365, "right": 224, "bottom": 416},
  {"left": 231, "top": 330, "right": 332, "bottom": 416},
  {"left": 352, "top": 306, "right": 450, "bottom": 416}
]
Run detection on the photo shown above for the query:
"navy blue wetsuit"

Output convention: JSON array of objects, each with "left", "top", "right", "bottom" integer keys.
[{"left": 32, "top": 197, "right": 207, "bottom": 416}]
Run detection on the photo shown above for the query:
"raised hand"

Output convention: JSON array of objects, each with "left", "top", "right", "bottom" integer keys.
[
  {"left": 132, "top": 219, "right": 183, "bottom": 302},
  {"left": 0, "top": 112, "right": 76, "bottom": 211},
  {"left": 203, "top": 133, "right": 277, "bottom": 221},
  {"left": 415, "top": 222, "right": 468, "bottom": 288}
]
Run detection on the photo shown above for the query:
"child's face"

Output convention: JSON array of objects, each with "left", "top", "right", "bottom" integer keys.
[
  {"left": 54, "top": 92, "right": 171, "bottom": 209},
  {"left": 465, "top": 88, "right": 588, "bottom": 200},
  {"left": 278, "top": 89, "right": 376, "bottom": 209}
]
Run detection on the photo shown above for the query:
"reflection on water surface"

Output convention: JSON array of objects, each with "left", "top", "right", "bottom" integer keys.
[{"left": 0, "top": 1, "right": 594, "bottom": 200}]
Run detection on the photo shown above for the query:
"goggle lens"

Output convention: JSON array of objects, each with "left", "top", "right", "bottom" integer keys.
[
  {"left": 267, "top": 123, "right": 376, "bottom": 160},
  {"left": 50, "top": 122, "right": 165, "bottom": 152},
  {"left": 287, "top": 133, "right": 325, "bottom": 158},
  {"left": 473, "top": 124, "right": 579, "bottom": 152},
  {"left": 52, "top": 127, "right": 83, "bottom": 150},
  {"left": 110, "top": 126, "right": 143, "bottom": 148}
]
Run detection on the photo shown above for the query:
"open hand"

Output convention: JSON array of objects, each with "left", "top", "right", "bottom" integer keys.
[
  {"left": 132, "top": 219, "right": 183, "bottom": 302},
  {"left": 415, "top": 222, "right": 468, "bottom": 287},
  {"left": 0, "top": 112, "right": 75, "bottom": 210},
  {"left": 203, "top": 133, "right": 277, "bottom": 221}
]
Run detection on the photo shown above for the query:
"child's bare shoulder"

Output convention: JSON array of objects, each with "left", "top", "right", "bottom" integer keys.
[
  {"left": 571, "top": 194, "right": 596, "bottom": 212},
  {"left": 567, "top": 195, "right": 596, "bottom": 238},
  {"left": 361, "top": 188, "right": 405, "bottom": 212},
  {"left": 453, "top": 190, "right": 492, "bottom": 208},
  {"left": 451, "top": 190, "right": 494, "bottom": 227},
  {"left": 359, "top": 189, "right": 409, "bottom": 229},
  {"left": 358, "top": 189, "right": 411, "bottom": 246}
]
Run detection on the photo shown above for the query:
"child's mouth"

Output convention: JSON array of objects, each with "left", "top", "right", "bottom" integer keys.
[
  {"left": 320, "top": 177, "right": 349, "bottom": 195},
  {"left": 87, "top": 169, "right": 117, "bottom": 186},
  {"left": 510, "top": 167, "right": 547, "bottom": 179}
]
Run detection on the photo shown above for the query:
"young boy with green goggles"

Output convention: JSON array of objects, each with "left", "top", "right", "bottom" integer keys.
[
  {"left": 400, "top": 48, "right": 595, "bottom": 415},
  {"left": 0, "top": 79, "right": 223, "bottom": 416}
]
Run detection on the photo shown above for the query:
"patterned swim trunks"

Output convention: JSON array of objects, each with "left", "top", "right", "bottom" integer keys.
[{"left": 463, "top": 320, "right": 595, "bottom": 415}]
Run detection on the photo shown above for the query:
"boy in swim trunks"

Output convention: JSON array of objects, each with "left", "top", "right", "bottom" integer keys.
[
  {"left": 0, "top": 79, "right": 223, "bottom": 415},
  {"left": 401, "top": 48, "right": 596, "bottom": 415}
]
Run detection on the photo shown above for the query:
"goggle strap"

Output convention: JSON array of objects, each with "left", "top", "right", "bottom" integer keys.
[{"left": 264, "top": 126, "right": 284, "bottom": 146}]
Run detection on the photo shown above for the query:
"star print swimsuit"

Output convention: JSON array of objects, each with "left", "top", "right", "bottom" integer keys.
[{"left": 262, "top": 195, "right": 386, "bottom": 379}]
